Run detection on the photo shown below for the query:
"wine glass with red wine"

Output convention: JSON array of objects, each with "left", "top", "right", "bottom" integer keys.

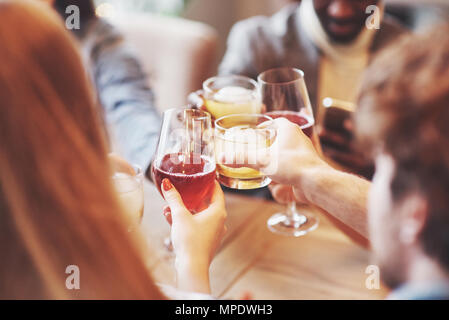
[
  {"left": 258, "top": 67, "right": 319, "bottom": 237},
  {"left": 152, "top": 108, "right": 216, "bottom": 250}
]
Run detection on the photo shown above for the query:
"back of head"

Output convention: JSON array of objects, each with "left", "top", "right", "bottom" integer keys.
[
  {"left": 356, "top": 23, "right": 449, "bottom": 274},
  {"left": 0, "top": 0, "right": 162, "bottom": 299}
]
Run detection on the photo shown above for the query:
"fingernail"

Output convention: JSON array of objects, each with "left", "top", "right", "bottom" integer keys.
[{"left": 162, "top": 178, "right": 173, "bottom": 191}]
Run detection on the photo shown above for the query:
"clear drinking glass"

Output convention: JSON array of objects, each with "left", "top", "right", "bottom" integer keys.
[
  {"left": 110, "top": 155, "right": 144, "bottom": 227},
  {"left": 203, "top": 75, "right": 262, "bottom": 119},
  {"left": 152, "top": 108, "right": 216, "bottom": 250},
  {"left": 258, "top": 67, "right": 319, "bottom": 237},
  {"left": 215, "top": 114, "right": 276, "bottom": 190}
]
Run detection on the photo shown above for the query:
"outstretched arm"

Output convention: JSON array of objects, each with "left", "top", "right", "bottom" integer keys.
[
  {"left": 297, "top": 162, "right": 370, "bottom": 241},
  {"left": 272, "top": 118, "right": 370, "bottom": 240},
  {"left": 225, "top": 118, "right": 371, "bottom": 242}
]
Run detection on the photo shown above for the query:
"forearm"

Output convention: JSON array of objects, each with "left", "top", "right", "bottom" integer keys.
[
  {"left": 297, "top": 163, "right": 370, "bottom": 238},
  {"left": 175, "top": 257, "right": 211, "bottom": 294}
]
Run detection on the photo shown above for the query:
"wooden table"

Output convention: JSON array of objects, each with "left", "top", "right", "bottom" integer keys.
[{"left": 141, "top": 180, "right": 388, "bottom": 300}]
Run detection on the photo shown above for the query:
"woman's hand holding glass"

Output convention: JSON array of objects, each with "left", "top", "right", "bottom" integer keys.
[{"left": 161, "top": 179, "right": 227, "bottom": 293}]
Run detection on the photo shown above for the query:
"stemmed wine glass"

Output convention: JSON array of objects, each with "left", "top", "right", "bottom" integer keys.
[
  {"left": 258, "top": 67, "right": 319, "bottom": 237},
  {"left": 152, "top": 108, "right": 216, "bottom": 250}
]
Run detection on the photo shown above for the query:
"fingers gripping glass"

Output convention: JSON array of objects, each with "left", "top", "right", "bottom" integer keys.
[{"left": 152, "top": 108, "right": 216, "bottom": 250}]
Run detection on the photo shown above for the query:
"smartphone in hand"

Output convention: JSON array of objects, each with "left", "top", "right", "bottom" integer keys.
[
  {"left": 322, "top": 97, "right": 355, "bottom": 138},
  {"left": 320, "top": 98, "right": 374, "bottom": 179}
]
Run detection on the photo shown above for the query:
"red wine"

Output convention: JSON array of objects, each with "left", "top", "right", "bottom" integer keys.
[
  {"left": 265, "top": 111, "right": 314, "bottom": 138},
  {"left": 153, "top": 153, "right": 216, "bottom": 213}
]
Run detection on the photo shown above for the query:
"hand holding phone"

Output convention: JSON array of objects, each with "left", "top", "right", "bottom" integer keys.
[{"left": 319, "top": 98, "right": 374, "bottom": 179}]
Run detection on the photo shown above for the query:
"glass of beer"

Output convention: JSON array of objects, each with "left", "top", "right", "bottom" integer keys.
[
  {"left": 110, "top": 155, "right": 144, "bottom": 227},
  {"left": 215, "top": 114, "right": 276, "bottom": 189},
  {"left": 203, "top": 75, "right": 262, "bottom": 119}
]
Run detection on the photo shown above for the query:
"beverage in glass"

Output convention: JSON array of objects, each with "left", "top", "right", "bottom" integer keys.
[
  {"left": 152, "top": 109, "right": 216, "bottom": 214},
  {"left": 265, "top": 110, "right": 314, "bottom": 138},
  {"left": 214, "top": 114, "right": 276, "bottom": 190},
  {"left": 153, "top": 152, "right": 216, "bottom": 213},
  {"left": 110, "top": 157, "right": 144, "bottom": 226},
  {"left": 203, "top": 75, "right": 262, "bottom": 119}
]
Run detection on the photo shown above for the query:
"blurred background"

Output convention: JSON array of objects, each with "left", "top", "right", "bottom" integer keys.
[
  {"left": 94, "top": 0, "right": 289, "bottom": 57},
  {"left": 91, "top": 0, "right": 449, "bottom": 111}
]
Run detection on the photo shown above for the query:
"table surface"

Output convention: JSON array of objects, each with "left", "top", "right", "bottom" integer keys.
[{"left": 141, "top": 180, "right": 388, "bottom": 300}]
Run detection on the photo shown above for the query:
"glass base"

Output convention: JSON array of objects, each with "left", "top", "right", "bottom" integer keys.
[
  {"left": 217, "top": 172, "right": 271, "bottom": 190},
  {"left": 267, "top": 211, "right": 319, "bottom": 237}
]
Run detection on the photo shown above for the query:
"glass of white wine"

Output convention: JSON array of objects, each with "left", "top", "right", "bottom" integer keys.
[
  {"left": 109, "top": 154, "right": 144, "bottom": 227},
  {"left": 203, "top": 75, "right": 262, "bottom": 119}
]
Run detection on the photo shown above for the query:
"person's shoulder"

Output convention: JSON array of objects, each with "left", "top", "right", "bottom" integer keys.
[
  {"left": 80, "top": 18, "right": 124, "bottom": 45},
  {"left": 79, "top": 18, "right": 127, "bottom": 58},
  {"left": 230, "top": 3, "right": 300, "bottom": 41},
  {"left": 372, "top": 15, "right": 410, "bottom": 51},
  {"left": 381, "top": 15, "right": 410, "bottom": 36}
]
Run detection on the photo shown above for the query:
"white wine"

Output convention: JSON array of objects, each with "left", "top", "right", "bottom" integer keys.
[{"left": 113, "top": 172, "right": 144, "bottom": 224}]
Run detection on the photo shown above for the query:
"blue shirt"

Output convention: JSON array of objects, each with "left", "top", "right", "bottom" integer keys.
[{"left": 80, "top": 18, "right": 161, "bottom": 172}]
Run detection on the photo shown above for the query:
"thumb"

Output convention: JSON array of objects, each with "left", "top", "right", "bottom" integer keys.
[{"left": 161, "top": 178, "right": 189, "bottom": 216}]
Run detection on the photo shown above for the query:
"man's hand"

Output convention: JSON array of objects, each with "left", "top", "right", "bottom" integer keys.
[
  {"left": 269, "top": 183, "right": 309, "bottom": 205},
  {"left": 221, "top": 118, "right": 371, "bottom": 241},
  {"left": 221, "top": 117, "right": 327, "bottom": 189},
  {"left": 319, "top": 125, "right": 374, "bottom": 179}
]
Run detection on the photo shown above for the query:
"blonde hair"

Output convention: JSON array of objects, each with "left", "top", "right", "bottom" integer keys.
[{"left": 0, "top": 0, "right": 163, "bottom": 299}]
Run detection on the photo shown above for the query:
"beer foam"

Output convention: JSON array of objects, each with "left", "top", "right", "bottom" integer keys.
[{"left": 214, "top": 86, "right": 254, "bottom": 103}]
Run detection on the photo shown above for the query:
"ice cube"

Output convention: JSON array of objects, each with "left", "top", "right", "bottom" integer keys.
[{"left": 214, "top": 86, "right": 254, "bottom": 103}]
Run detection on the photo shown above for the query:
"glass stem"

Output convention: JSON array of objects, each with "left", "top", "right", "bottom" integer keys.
[
  {"left": 286, "top": 201, "right": 307, "bottom": 226},
  {"left": 286, "top": 201, "right": 298, "bottom": 221}
]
